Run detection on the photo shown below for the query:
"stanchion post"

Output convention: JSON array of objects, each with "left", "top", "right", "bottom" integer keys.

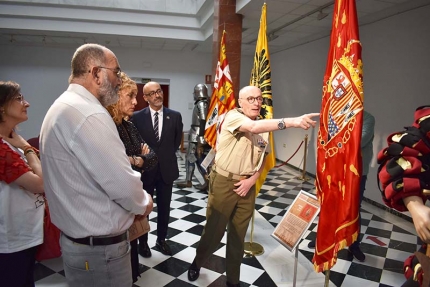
[{"left": 296, "top": 134, "right": 310, "bottom": 181}]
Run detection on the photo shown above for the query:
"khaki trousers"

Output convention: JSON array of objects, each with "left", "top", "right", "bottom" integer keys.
[{"left": 195, "top": 170, "right": 255, "bottom": 284}]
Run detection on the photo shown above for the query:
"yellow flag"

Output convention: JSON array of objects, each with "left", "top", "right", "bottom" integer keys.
[{"left": 250, "top": 3, "right": 276, "bottom": 194}]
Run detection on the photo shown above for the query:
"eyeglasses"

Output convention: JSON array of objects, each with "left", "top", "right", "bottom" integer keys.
[
  {"left": 14, "top": 93, "right": 26, "bottom": 105},
  {"left": 144, "top": 89, "right": 163, "bottom": 97},
  {"left": 242, "top": 96, "right": 263, "bottom": 104},
  {"left": 97, "top": 66, "right": 122, "bottom": 78}
]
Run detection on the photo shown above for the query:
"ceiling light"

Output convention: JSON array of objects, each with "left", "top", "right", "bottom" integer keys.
[
  {"left": 268, "top": 33, "right": 279, "bottom": 42},
  {"left": 317, "top": 10, "right": 329, "bottom": 20}
]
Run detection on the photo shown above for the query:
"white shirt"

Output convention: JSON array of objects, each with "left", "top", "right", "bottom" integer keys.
[
  {"left": 40, "top": 84, "right": 150, "bottom": 238},
  {"left": 0, "top": 141, "right": 44, "bottom": 253},
  {"left": 149, "top": 106, "right": 163, "bottom": 140}
]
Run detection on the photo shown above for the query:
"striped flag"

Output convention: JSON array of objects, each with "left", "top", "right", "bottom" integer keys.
[
  {"left": 313, "top": 0, "right": 364, "bottom": 272},
  {"left": 205, "top": 30, "right": 236, "bottom": 149},
  {"left": 250, "top": 3, "right": 275, "bottom": 194}
]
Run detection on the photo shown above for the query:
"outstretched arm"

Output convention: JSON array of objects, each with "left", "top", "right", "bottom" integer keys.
[{"left": 239, "top": 113, "right": 320, "bottom": 134}]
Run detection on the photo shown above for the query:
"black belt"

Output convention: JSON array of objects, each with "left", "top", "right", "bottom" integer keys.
[{"left": 64, "top": 231, "right": 128, "bottom": 246}]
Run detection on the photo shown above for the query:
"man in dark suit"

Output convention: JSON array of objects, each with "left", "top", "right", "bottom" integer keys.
[{"left": 132, "top": 81, "right": 183, "bottom": 257}]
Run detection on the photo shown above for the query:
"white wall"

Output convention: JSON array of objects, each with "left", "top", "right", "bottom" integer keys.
[{"left": 270, "top": 5, "right": 430, "bottom": 204}]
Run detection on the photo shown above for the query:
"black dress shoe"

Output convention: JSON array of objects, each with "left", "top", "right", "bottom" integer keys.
[
  {"left": 176, "top": 181, "right": 192, "bottom": 188},
  {"left": 348, "top": 244, "right": 366, "bottom": 262},
  {"left": 156, "top": 240, "right": 172, "bottom": 256},
  {"left": 138, "top": 263, "right": 146, "bottom": 275},
  {"left": 138, "top": 242, "right": 152, "bottom": 258},
  {"left": 226, "top": 282, "right": 240, "bottom": 287},
  {"left": 187, "top": 261, "right": 200, "bottom": 281}
]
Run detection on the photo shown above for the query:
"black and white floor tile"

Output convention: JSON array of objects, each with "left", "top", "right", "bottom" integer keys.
[{"left": 34, "top": 153, "right": 419, "bottom": 286}]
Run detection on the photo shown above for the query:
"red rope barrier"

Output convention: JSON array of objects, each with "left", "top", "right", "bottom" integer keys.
[{"left": 274, "top": 140, "right": 304, "bottom": 168}]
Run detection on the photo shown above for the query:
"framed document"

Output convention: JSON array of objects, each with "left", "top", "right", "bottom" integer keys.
[{"left": 272, "top": 190, "right": 320, "bottom": 252}]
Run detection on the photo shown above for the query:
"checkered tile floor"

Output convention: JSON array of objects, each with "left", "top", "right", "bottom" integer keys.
[{"left": 33, "top": 153, "right": 420, "bottom": 287}]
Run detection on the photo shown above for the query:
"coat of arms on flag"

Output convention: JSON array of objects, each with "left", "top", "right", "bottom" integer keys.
[{"left": 314, "top": 0, "right": 364, "bottom": 272}]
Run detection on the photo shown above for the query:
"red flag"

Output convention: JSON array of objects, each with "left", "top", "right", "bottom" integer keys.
[
  {"left": 205, "top": 30, "right": 236, "bottom": 149},
  {"left": 314, "top": 0, "right": 364, "bottom": 272}
]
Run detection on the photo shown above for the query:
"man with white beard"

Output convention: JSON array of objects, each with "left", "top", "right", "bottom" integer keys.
[{"left": 40, "top": 43, "right": 153, "bottom": 287}]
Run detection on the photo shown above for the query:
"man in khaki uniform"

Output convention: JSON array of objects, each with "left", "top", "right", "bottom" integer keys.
[{"left": 187, "top": 86, "right": 319, "bottom": 286}]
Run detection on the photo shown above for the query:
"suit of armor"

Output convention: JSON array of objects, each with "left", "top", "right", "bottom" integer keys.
[{"left": 177, "top": 84, "right": 210, "bottom": 190}]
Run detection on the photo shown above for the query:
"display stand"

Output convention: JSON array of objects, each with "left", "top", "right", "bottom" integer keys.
[
  {"left": 293, "top": 247, "right": 299, "bottom": 287},
  {"left": 272, "top": 190, "right": 320, "bottom": 285}
]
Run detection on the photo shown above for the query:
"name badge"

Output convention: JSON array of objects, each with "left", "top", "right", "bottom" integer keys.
[{"left": 257, "top": 138, "right": 267, "bottom": 148}]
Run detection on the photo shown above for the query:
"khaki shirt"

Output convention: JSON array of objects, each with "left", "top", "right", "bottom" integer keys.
[{"left": 215, "top": 108, "right": 271, "bottom": 176}]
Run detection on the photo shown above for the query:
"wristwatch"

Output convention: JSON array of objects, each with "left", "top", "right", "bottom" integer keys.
[{"left": 278, "top": 118, "right": 286, "bottom": 130}]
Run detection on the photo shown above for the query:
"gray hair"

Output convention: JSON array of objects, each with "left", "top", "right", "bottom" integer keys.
[{"left": 69, "top": 43, "right": 107, "bottom": 83}]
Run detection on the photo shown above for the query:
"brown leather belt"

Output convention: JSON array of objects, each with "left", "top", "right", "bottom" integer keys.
[
  {"left": 214, "top": 165, "right": 250, "bottom": 180},
  {"left": 64, "top": 231, "right": 128, "bottom": 246}
]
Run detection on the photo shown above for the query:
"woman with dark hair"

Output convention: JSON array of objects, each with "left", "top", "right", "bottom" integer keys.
[
  {"left": 107, "top": 72, "right": 158, "bottom": 283},
  {"left": 0, "top": 81, "right": 44, "bottom": 286}
]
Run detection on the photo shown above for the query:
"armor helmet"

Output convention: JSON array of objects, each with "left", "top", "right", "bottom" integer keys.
[{"left": 193, "top": 84, "right": 208, "bottom": 101}]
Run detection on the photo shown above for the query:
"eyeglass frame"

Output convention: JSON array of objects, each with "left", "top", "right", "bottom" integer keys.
[
  {"left": 14, "top": 93, "right": 27, "bottom": 105},
  {"left": 241, "top": 96, "right": 264, "bottom": 104},
  {"left": 144, "top": 89, "right": 163, "bottom": 97},
  {"left": 98, "top": 66, "right": 122, "bottom": 78},
  {"left": 88, "top": 66, "right": 122, "bottom": 78}
]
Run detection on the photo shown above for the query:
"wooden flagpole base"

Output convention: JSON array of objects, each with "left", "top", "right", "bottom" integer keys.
[{"left": 324, "top": 270, "right": 330, "bottom": 287}]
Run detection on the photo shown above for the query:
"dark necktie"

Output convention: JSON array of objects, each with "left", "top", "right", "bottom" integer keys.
[{"left": 154, "top": 112, "right": 160, "bottom": 142}]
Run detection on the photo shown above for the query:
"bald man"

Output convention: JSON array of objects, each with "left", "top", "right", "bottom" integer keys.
[{"left": 188, "top": 86, "right": 319, "bottom": 286}]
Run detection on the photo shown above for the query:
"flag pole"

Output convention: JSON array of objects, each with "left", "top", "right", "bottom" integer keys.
[
  {"left": 244, "top": 2, "right": 271, "bottom": 258},
  {"left": 324, "top": 270, "right": 330, "bottom": 287},
  {"left": 296, "top": 134, "right": 310, "bottom": 181},
  {"left": 244, "top": 210, "right": 264, "bottom": 256}
]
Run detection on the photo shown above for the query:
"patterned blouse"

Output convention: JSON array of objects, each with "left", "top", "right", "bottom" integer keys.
[
  {"left": 0, "top": 138, "right": 31, "bottom": 183},
  {"left": 116, "top": 120, "right": 158, "bottom": 172}
]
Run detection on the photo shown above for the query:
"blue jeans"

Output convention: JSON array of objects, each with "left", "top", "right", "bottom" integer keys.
[
  {"left": 60, "top": 233, "right": 132, "bottom": 287},
  {"left": 351, "top": 175, "right": 367, "bottom": 247}
]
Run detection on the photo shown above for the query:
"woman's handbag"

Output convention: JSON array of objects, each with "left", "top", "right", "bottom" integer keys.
[
  {"left": 129, "top": 216, "right": 150, "bottom": 241},
  {"left": 35, "top": 199, "right": 61, "bottom": 262}
]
